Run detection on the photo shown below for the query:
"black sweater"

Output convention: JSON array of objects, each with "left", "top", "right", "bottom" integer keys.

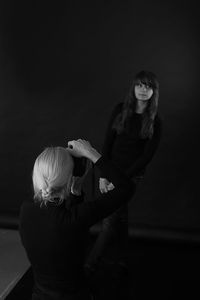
[
  {"left": 101, "top": 103, "right": 162, "bottom": 178},
  {"left": 19, "top": 156, "right": 134, "bottom": 294}
]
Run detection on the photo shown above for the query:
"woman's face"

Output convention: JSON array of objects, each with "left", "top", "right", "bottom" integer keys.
[{"left": 134, "top": 82, "right": 153, "bottom": 101}]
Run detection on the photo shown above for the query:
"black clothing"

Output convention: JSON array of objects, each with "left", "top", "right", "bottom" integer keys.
[
  {"left": 19, "top": 156, "right": 134, "bottom": 299},
  {"left": 86, "top": 102, "right": 162, "bottom": 267},
  {"left": 102, "top": 102, "right": 162, "bottom": 178}
]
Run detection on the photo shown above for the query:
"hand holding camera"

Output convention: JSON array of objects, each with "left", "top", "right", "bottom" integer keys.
[{"left": 67, "top": 139, "right": 101, "bottom": 163}]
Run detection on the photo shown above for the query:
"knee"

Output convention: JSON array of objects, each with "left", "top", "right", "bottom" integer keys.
[{"left": 102, "top": 216, "right": 115, "bottom": 230}]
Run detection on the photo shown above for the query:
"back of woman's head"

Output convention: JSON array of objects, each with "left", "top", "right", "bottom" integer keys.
[{"left": 32, "top": 147, "right": 74, "bottom": 206}]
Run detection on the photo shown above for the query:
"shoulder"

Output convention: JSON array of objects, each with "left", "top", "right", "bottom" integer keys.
[
  {"left": 20, "top": 200, "right": 33, "bottom": 210},
  {"left": 20, "top": 200, "right": 38, "bottom": 216},
  {"left": 19, "top": 201, "right": 36, "bottom": 226}
]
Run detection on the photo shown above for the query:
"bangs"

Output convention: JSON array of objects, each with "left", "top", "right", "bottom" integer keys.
[
  {"left": 135, "top": 78, "right": 155, "bottom": 89},
  {"left": 134, "top": 70, "right": 158, "bottom": 89}
]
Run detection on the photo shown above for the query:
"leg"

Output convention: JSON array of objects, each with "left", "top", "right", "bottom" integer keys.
[
  {"left": 85, "top": 178, "right": 139, "bottom": 273},
  {"left": 85, "top": 204, "right": 128, "bottom": 269}
]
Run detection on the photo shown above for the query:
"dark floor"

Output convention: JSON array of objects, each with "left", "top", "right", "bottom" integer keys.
[
  {"left": 128, "top": 237, "right": 200, "bottom": 299},
  {"left": 6, "top": 235, "right": 200, "bottom": 300}
]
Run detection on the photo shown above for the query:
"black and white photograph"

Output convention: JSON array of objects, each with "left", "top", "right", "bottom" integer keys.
[{"left": 0, "top": 0, "right": 199, "bottom": 299}]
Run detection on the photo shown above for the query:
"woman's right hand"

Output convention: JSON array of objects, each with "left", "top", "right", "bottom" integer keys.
[
  {"left": 99, "top": 178, "right": 115, "bottom": 193},
  {"left": 67, "top": 139, "right": 101, "bottom": 163}
]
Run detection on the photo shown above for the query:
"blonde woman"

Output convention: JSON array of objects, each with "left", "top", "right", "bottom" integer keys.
[{"left": 19, "top": 139, "right": 134, "bottom": 300}]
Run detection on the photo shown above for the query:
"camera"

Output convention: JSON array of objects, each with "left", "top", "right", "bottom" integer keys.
[{"left": 72, "top": 157, "right": 89, "bottom": 177}]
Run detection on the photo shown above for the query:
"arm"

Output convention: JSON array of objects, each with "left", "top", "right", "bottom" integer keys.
[
  {"left": 99, "top": 178, "right": 115, "bottom": 193},
  {"left": 66, "top": 139, "right": 134, "bottom": 228},
  {"left": 71, "top": 159, "right": 92, "bottom": 195},
  {"left": 101, "top": 103, "right": 122, "bottom": 158},
  {"left": 98, "top": 103, "right": 122, "bottom": 192},
  {"left": 126, "top": 115, "right": 162, "bottom": 178},
  {"left": 72, "top": 156, "right": 134, "bottom": 228}
]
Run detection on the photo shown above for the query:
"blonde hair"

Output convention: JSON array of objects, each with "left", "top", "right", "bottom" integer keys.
[{"left": 32, "top": 147, "right": 74, "bottom": 206}]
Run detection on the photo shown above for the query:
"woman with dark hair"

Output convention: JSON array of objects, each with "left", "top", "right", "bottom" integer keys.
[
  {"left": 19, "top": 139, "right": 134, "bottom": 300},
  {"left": 86, "top": 70, "right": 162, "bottom": 273}
]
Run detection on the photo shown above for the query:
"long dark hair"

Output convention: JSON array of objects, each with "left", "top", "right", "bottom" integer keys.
[{"left": 113, "top": 70, "right": 159, "bottom": 139}]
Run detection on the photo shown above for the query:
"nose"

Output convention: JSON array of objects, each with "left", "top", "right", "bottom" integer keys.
[{"left": 141, "top": 84, "right": 147, "bottom": 91}]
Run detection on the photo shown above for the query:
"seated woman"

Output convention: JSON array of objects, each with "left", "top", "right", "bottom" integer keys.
[{"left": 19, "top": 139, "right": 134, "bottom": 300}]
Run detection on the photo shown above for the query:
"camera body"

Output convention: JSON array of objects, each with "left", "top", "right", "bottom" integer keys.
[{"left": 72, "top": 157, "right": 89, "bottom": 177}]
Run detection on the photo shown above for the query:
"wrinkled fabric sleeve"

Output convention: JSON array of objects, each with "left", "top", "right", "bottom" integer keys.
[{"left": 70, "top": 156, "right": 135, "bottom": 228}]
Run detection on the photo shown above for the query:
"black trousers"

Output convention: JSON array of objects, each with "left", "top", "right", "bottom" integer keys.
[{"left": 86, "top": 177, "right": 141, "bottom": 267}]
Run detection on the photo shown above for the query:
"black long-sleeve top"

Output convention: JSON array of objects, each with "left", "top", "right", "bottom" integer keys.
[
  {"left": 19, "top": 156, "right": 134, "bottom": 294},
  {"left": 102, "top": 102, "right": 162, "bottom": 178}
]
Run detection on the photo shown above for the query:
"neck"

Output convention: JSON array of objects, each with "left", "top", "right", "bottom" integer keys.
[{"left": 135, "top": 101, "right": 147, "bottom": 114}]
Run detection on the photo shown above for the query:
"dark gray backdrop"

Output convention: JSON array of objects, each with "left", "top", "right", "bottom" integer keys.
[{"left": 0, "top": 1, "right": 199, "bottom": 231}]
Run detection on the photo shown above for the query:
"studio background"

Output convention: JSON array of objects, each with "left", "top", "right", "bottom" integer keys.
[{"left": 0, "top": 1, "right": 199, "bottom": 232}]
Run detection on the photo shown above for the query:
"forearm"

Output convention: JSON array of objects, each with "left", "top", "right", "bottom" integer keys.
[
  {"left": 126, "top": 158, "right": 150, "bottom": 178},
  {"left": 75, "top": 157, "right": 134, "bottom": 227},
  {"left": 95, "top": 156, "right": 131, "bottom": 190},
  {"left": 85, "top": 147, "right": 101, "bottom": 164},
  {"left": 126, "top": 144, "right": 160, "bottom": 178},
  {"left": 127, "top": 117, "right": 162, "bottom": 178}
]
